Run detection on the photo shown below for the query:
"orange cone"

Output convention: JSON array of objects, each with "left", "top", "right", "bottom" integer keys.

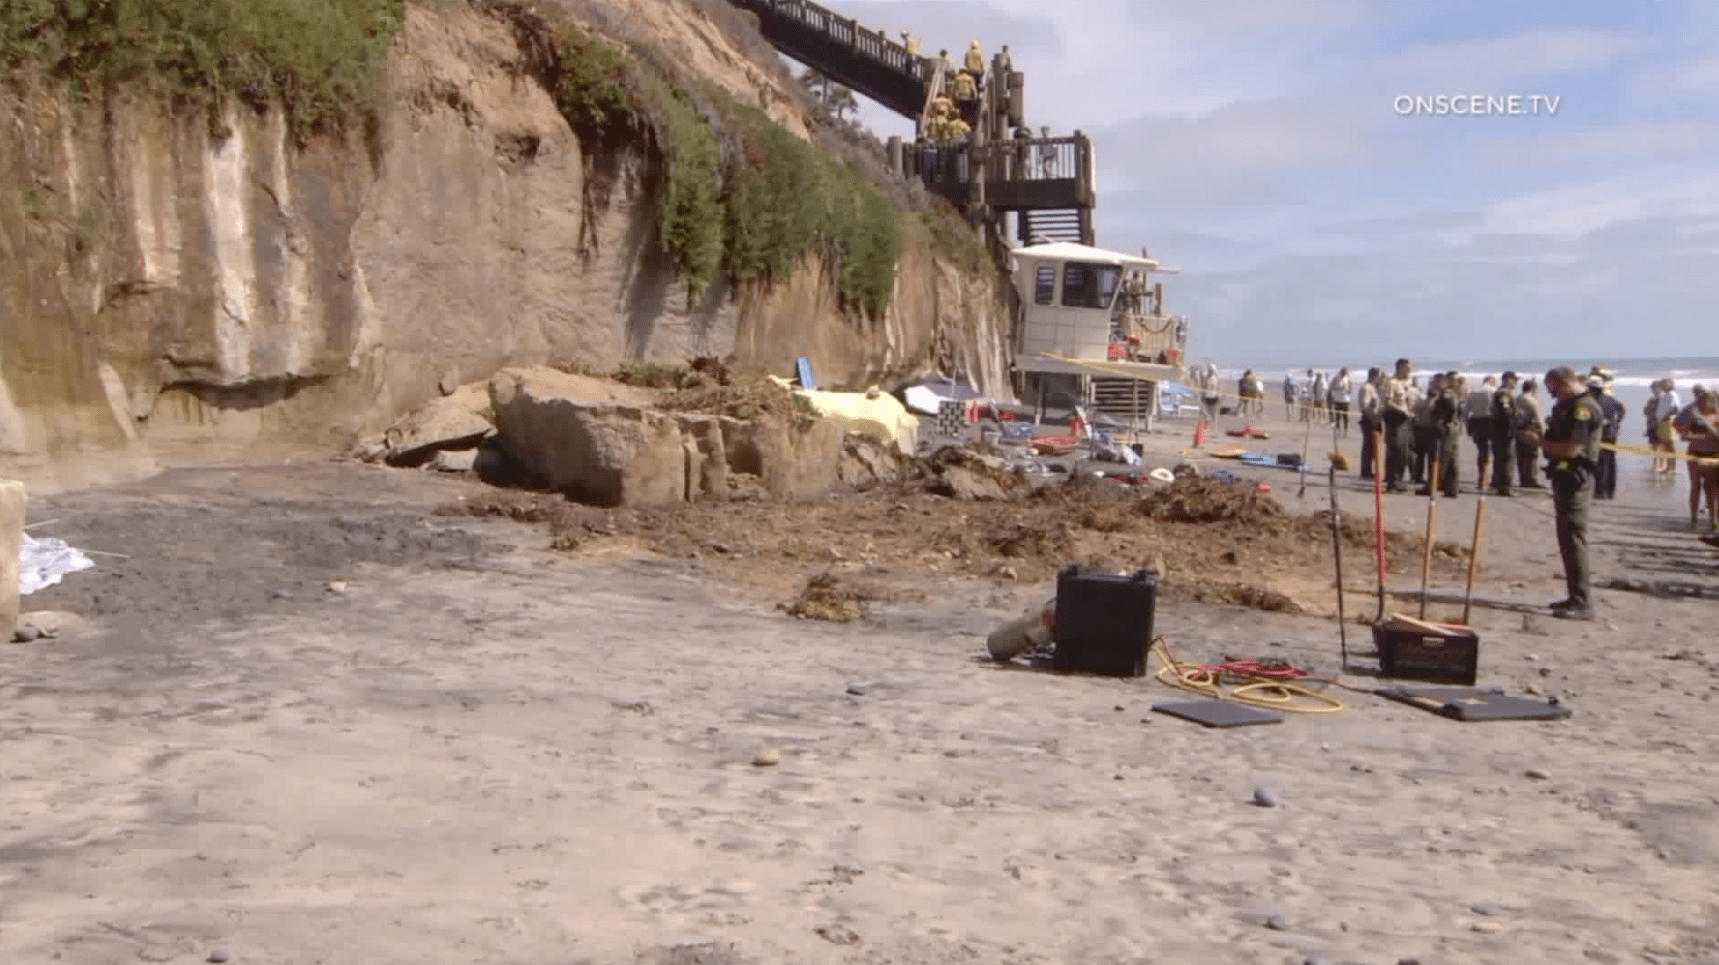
[{"left": 1193, "top": 418, "right": 1209, "bottom": 447}]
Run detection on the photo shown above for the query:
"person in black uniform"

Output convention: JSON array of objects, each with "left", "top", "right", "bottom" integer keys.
[
  {"left": 1587, "top": 368, "right": 1626, "bottom": 500},
  {"left": 1540, "top": 366, "right": 1605, "bottom": 620},
  {"left": 1489, "top": 371, "right": 1519, "bottom": 496},
  {"left": 1416, "top": 372, "right": 1462, "bottom": 497},
  {"left": 1382, "top": 358, "right": 1415, "bottom": 493}
]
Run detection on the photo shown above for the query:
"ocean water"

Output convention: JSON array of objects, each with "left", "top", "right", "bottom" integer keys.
[{"left": 1216, "top": 356, "right": 1719, "bottom": 484}]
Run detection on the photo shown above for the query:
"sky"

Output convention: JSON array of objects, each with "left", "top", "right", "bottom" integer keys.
[{"left": 785, "top": 0, "right": 1719, "bottom": 367}]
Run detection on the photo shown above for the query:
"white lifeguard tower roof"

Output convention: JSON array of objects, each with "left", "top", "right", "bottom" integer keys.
[{"left": 1011, "top": 241, "right": 1181, "bottom": 274}]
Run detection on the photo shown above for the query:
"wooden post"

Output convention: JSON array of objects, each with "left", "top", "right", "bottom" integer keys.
[
  {"left": 1419, "top": 458, "right": 1440, "bottom": 619},
  {"left": 1373, "top": 425, "right": 1387, "bottom": 622},
  {"left": 1462, "top": 496, "right": 1487, "bottom": 625}
]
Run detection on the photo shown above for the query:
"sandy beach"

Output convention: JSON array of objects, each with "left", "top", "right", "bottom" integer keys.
[{"left": 3, "top": 400, "right": 1717, "bottom": 965}]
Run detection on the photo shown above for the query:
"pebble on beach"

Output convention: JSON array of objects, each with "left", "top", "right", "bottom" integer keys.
[{"left": 1252, "top": 785, "right": 1280, "bottom": 807}]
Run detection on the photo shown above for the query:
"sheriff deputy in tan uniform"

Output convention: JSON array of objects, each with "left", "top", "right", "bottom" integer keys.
[
  {"left": 1382, "top": 358, "right": 1415, "bottom": 492},
  {"left": 1540, "top": 366, "right": 1605, "bottom": 620}
]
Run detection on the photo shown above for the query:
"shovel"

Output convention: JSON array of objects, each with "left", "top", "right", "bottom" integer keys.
[{"left": 1328, "top": 424, "right": 1348, "bottom": 668}]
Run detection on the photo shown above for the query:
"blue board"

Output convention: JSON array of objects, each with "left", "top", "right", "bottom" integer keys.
[{"left": 795, "top": 357, "right": 817, "bottom": 389}]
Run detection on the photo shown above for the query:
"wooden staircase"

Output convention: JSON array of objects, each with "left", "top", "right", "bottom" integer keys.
[
  {"left": 727, "top": 0, "right": 1098, "bottom": 249},
  {"left": 1020, "top": 208, "right": 1092, "bottom": 246},
  {"left": 1090, "top": 377, "right": 1156, "bottom": 431},
  {"left": 729, "top": 0, "right": 930, "bottom": 120}
]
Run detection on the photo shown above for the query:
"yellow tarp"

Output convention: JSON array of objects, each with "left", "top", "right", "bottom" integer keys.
[{"left": 768, "top": 376, "right": 920, "bottom": 454}]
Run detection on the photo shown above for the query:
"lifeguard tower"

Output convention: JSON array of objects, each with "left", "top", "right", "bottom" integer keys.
[{"left": 1009, "top": 241, "right": 1188, "bottom": 434}]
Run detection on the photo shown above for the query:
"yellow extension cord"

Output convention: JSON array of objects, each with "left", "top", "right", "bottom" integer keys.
[{"left": 1149, "top": 638, "right": 1349, "bottom": 714}]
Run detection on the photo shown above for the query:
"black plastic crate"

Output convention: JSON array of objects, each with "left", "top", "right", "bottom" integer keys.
[
  {"left": 1372, "top": 617, "right": 1479, "bottom": 685},
  {"left": 1052, "top": 566, "right": 1156, "bottom": 677}
]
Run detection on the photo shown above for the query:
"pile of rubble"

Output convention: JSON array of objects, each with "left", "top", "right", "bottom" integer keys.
[{"left": 351, "top": 366, "right": 869, "bottom": 507}]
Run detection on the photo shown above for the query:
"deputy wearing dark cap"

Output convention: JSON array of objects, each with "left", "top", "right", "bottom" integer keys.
[
  {"left": 1541, "top": 366, "right": 1605, "bottom": 619},
  {"left": 1489, "top": 372, "right": 1520, "bottom": 496}
]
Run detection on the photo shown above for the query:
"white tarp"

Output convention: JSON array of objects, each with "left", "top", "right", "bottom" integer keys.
[{"left": 20, "top": 533, "right": 95, "bottom": 595}]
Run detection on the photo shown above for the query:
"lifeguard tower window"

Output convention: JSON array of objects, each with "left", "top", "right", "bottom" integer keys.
[
  {"left": 1034, "top": 265, "right": 1056, "bottom": 305},
  {"left": 1061, "top": 262, "right": 1121, "bottom": 309}
]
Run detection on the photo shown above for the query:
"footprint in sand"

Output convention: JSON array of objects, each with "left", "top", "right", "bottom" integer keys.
[{"left": 618, "top": 880, "right": 757, "bottom": 925}]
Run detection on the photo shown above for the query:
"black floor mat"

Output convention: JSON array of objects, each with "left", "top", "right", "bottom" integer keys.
[
  {"left": 1379, "top": 686, "right": 1571, "bottom": 722},
  {"left": 1152, "top": 699, "right": 1286, "bottom": 728}
]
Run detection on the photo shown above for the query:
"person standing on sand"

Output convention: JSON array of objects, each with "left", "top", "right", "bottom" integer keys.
[
  {"left": 1673, "top": 386, "right": 1719, "bottom": 530},
  {"left": 1514, "top": 379, "right": 1544, "bottom": 489},
  {"left": 1311, "top": 370, "right": 1328, "bottom": 425},
  {"left": 1468, "top": 374, "right": 1498, "bottom": 491},
  {"left": 1645, "top": 381, "right": 1666, "bottom": 473},
  {"left": 1329, "top": 367, "right": 1353, "bottom": 436},
  {"left": 1283, "top": 371, "right": 1298, "bottom": 420},
  {"left": 1410, "top": 374, "right": 1440, "bottom": 487},
  {"left": 1588, "top": 368, "right": 1625, "bottom": 500},
  {"left": 1199, "top": 361, "right": 1221, "bottom": 422},
  {"left": 1417, "top": 373, "right": 1461, "bottom": 498},
  {"left": 1489, "top": 371, "right": 1520, "bottom": 497},
  {"left": 1358, "top": 368, "right": 1382, "bottom": 479},
  {"left": 1653, "top": 378, "right": 1682, "bottom": 475},
  {"left": 1382, "top": 359, "right": 1414, "bottom": 493},
  {"left": 1540, "top": 366, "right": 1604, "bottom": 620}
]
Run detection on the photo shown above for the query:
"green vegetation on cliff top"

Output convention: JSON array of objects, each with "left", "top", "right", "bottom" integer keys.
[
  {"left": 550, "top": 23, "right": 902, "bottom": 321},
  {"left": 0, "top": 0, "right": 404, "bottom": 141}
]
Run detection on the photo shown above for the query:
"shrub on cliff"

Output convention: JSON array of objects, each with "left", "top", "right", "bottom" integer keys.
[
  {"left": 0, "top": 0, "right": 405, "bottom": 142},
  {"left": 548, "top": 22, "right": 900, "bottom": 321}
]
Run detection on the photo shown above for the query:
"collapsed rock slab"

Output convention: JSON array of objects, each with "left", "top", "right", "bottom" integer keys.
[
  {"left": 383, "top": 395, "right": 493, "bottom": 465},
  {"left": 839, "top": 433, "right": 905, "bottom": 489},
  {"left": 0, "top": 480, "right": 24, "bottom": 640},
  {"left": 720, "top": 413, "right": 844, "bottom": 501},
  {"left": 490, "top": 369, "right": 848, "bottom": 507},
  {"left": 491, "top": 372, "right": 686, "bottom": 507},
  {"left": 678, "top": 414, "right": 729, "bottom": 501}
]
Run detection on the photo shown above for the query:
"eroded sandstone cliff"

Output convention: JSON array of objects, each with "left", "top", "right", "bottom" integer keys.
[{"left": 0, "top": 0, "right": 1013, "bottom": 490}]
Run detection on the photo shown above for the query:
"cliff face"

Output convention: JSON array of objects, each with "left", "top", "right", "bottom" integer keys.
[{"left": 0, "top": 1, "right": 1012, "bottom": 491}]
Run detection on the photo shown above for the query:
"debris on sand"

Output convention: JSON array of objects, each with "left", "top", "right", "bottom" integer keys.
[
  {"left": 782, "top": 572, "right": 871, "bottom": 622},
  {"left": 1136, "top": 477, "right": 1285, "bottom": 525},
  {"left": 907, "top": 445, "right": 1030, "bottom": 501},
  {"left": 657, "top": 373, "right": 816, "bottom": 423},
  {"left": 435, "top": 493, "right": 577, "bottom": 527},
  {"left": 434, "top": 493, "right": 599, "bottom": 550}
]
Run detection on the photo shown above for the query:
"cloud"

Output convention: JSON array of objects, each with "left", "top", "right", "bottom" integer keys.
[
  {"left": 1578, "top": 216, "right": 1719, "bottom": 254},
  {"left": 1137, "top": 229, "right": 1245, "bottom": 252},
  {"left": 1631, "top": 52, "right": 1719, "bottom": 97},
  {"left": 1381, "top": 27, "right": 1646, "bottom": 91},
  {"left": 1318, "top": 210, "right": 1486, "bottom": 236},
  {"left": 1115, "top": 0, "right": 1377, "bottom": 32},
  {"left": 1471, "top": 119, "right": 1719, "bottom": 171},
  {"left": 1483, "top": 172, "right": 1719, "bottom": 237}
]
